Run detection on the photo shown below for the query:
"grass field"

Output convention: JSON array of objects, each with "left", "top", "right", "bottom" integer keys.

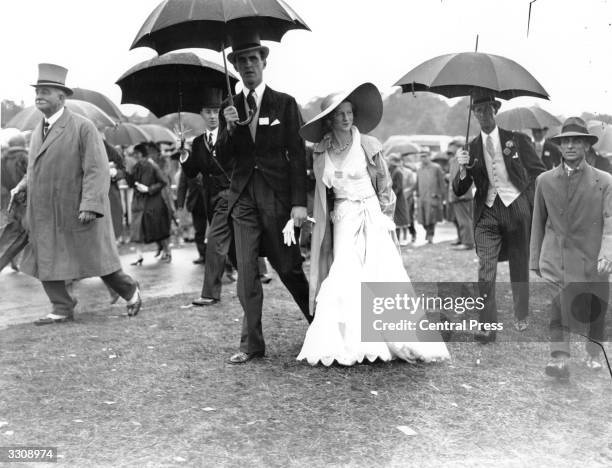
[{"left": 1, "top": 242, "right": 611, "bottom": 467}]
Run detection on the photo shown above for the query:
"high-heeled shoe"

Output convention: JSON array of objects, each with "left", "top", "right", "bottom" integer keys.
[
  {"left": 154, "top": 246, "right": 163, "bottom": 258},
  {"left": 160, "top": 252, "right": 172, "bottom": 263},
  {"left": 130, "top": 256, "right": 144, "bottom": 266}
]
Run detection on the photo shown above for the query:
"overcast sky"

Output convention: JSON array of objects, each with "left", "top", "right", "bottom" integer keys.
[{"left": 1, "top": 0, "right": 611, "bottom": 118}]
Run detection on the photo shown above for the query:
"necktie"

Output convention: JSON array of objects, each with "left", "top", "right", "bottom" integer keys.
[
  {"left": 43, "top": 120, "right": 50, "bottom": 139},
  {"left": 246, "top": 90, "right": 257, "bottom": 113},
  {"left": 207, "top": 132, "right": 213, "bottom": 148},
  {"left": 486, "top": 135, "right": 495, "bottom": 159}
]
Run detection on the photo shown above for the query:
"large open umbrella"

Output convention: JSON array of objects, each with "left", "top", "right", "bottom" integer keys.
[
  {"left": 158, "top": 112, "right": 206, "bottom": 137},
  {"left": 495, "top": 106, "right": 561, "bottom": 131},
  {"left": 104, "top": 122, "right": 150, "bottom": 147},
  {"left": 130, "top": 0, "right": 310, "bottom": 125},
  {"left": 394, "top": 50, "right": 549, "bottom": 157},
  {"left": 69, "top": 88, "right": 125, "bottom": 122},
  {"left": 116, "top": 52, "right": 237, "bottom": 117},
  {"left": 6, "top": 100, "right": 115, "bottom": 131},
  {"left": 139, "top": 124, "right": 177, "bottom": 143},
  {"left": 382, "top": 135, "right": 422, "bottom": 157},
  {"left": 587, "top": 120, "right": 612, "bottom": 154}
]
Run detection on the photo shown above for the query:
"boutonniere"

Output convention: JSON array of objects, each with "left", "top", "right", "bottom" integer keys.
[
  {"left": 544, "top": 150, "right": 550, "bottom": 156},
  {"left": 503, "top": 140, "right": 518, "bottom": 158}
]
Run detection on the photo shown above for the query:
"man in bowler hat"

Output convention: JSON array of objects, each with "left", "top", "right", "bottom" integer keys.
[
  {"left": 217, "top": 31, "right": 311, "bottom": 363},
  {"left": 453, "top": 93, "right": 546, "bottom": 343}
]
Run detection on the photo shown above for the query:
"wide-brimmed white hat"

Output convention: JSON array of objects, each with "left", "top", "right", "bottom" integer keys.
[{"left": 299, "top": 82, "right": 383, "bottom": 143}]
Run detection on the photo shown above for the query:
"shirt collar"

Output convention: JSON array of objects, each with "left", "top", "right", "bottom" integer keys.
[
  {"left": 45, "top": 106, "right": 65, "bottom": 127},
  {"left": 243, "top": 82, "right": 266, "bottom": 108},
  {"left": 481, "top": 126, "right": 499, "bottom": 144},
  {"left": 207, "top": 127, "right": 218, "bottom": 142},
  {"left": 563, "top": 159, "right": 586, "bottom": 175}
]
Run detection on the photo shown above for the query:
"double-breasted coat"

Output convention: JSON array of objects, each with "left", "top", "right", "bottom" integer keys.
[{"left": 21, "top": 108, "right": 121, "bottom": 280}]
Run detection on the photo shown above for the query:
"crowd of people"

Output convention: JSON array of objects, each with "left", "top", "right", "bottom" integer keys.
[{"left": 1, "top": 40, "right": 611, "bottom": 379}]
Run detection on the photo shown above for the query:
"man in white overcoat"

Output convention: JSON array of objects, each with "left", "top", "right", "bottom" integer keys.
[{"left": 11, "top": 63, "right": 142, "bottom": 324}]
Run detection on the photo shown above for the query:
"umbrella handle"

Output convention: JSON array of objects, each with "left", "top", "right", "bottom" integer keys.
[
  {"left": 463, "top": 93, "right": 478, "bottom": 170},
  {"left": 222, "top": 42, "right": 256, "bottom": 127}
]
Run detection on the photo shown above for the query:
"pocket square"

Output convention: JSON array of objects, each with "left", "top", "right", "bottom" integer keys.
[
  {"left": 271, "top": 119, "right": 281, "bottom": 126},
  {"left": 512, "top": 154, "right": 519, "bottom": 159}
]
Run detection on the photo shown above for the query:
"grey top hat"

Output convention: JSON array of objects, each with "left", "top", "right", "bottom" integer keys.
[
  {"left": 550, "top": 117, "right": 598, "bottom": 145},
  {"left": 31, "top": 63, "right": 73, "bottom": 96},
  {"left": 299, "top": 82, "right": 383, "bottom": 143},
  {"left": 227, "top": 30, "right": 269, "bottom": 65}
]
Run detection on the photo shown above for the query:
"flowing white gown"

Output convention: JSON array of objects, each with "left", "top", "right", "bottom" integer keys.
[{"left": 297, "top": 129, "right": 450, "bottom": 366}]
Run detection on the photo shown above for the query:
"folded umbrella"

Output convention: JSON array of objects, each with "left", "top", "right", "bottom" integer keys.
[
  {"left": 6, "top": 100, "right": 115, "bottom": 131},
  {"left": 495, "top": 106, "right": 561, "bottom": 131}
]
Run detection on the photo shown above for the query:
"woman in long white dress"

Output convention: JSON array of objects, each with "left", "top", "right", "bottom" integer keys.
[{"left": 297, "top": 83, "right": 450, "bottom": 366}]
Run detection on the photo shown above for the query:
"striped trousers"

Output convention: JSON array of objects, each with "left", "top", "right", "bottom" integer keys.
[{"left": 474, "top": 194, "right": 531, "bottom": 324}]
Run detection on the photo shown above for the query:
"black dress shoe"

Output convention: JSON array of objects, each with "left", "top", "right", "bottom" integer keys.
[
  {"left": 225, "top": 270, "right": 237, "bottom": 282},
  {"left": 545, "top": 360, "right": 570, "bottom": 380},
  {"left": 451, "top": 239, "right": 462, "bottom": 245},
  {"left": 259, "top": 274, "right": 273, "bottom": 284},
  {"left": 228, "top": 351, "right": 265, "bottom": 364},
  {"left": 126, "top": 287, "right": 142, "bottom": 317},
  {"left": 474, "top": 330, "right": 496, "bottom": 344},
  {"left": 192, "top": 297, "right": 219, "bottom": 306},
  {"left": 192, "top": 257, "right": 206, "bottom": 265}
]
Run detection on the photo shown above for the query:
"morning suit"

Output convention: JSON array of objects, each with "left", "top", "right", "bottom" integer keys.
[
  {"left": 177, "top": 171, "right": 208, "bottom": 259},
  {"left": 217, "top": 85, "right": 310, "bottom": 354},
  {"left": 453, "top": 127, "right": 546, "bottom": 326},
  {"left": 181, "top": 131, "right": 236, "bottom": 301},
  {"left": 530, "top": 162, "right": 612, "bottom": 357}
]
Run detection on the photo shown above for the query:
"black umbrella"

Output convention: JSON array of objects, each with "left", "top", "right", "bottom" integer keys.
[
  {"left": 394, "top": 44, "right": 549, "bottom": 153},
  {"left": 130, "top": 0, "right": 310, "bottom": 124},
  {"left": 116, "top": 52, "right": 238, "bottom": 117}
]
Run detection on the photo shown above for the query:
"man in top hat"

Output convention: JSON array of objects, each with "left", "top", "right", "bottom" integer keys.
[
  {"left": 453, "top": 93, "right": 546, "bottom": 343},
  {"left": 180, "top": 88, "right": 238, "bottom": 305},
  {"left": 530, "top": 117, "right": 612, "bottom": 379},
  {"left": 217, "top": 31, "right": 311, "bottom": 363},
  {"left": 530, "top": 126, "right": 562, "bottom": 170},
  {"left": 10, "top": 63, "right": 142, "bottom": 323}
]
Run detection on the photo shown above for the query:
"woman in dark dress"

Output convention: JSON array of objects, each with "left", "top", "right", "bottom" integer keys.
[{"left": 128, "top": 142, "right": 172, "bottom": 264}]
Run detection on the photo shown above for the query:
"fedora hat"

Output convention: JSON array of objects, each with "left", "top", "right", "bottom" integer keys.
[
  {"left": 550, "top": 117, "right": 598, "bottom": 145},
  {"left": 227, "top": 30, "right": 269, "bottom": 65},
  {"left": 299, "top": 82, "right": 383, "bottom": 143},
  {"left": 31, "top": 63, "right": 73, "bottom": 96}
]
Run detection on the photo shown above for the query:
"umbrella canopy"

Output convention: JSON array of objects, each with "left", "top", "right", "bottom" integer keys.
[
  {"left": 382, "top": 135, "right": 422, "bottom": 156},
  {"left": 139, "top": 124, "right": 177, "bottom": 143},
  {"left": 130, "top": 0, "right": 310, "bottom": 55},
  {"left": 158, "top": 112, "right": 206, "bottom": 137},
  {"left": 104, "top": 123, "right": 150, "bottom": 147},
  {"left": 587, "top": 120, "right": 612, "bottom": 154},
  {"left": 6, "top": 100, "right": 115, "bottom": 131},
  {"left": 116, "top": 52, "right": 237, "bottom": 117},
  {"left": 495, "top": 106, "right": 561, "bottom": 130},
  {"left": 69, "top": 88, "right": 125, "bottom": 122},
  {"left": 394, "top": 52, "right": 549, "bottom": 100}
]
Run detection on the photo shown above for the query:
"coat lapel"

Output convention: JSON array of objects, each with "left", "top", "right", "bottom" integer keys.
[
  {"left": 255, "top": 87, "right": 274, "bottom": 145},
  {"left": 35, "top": 108, "right": 70, "bottom": 161}
]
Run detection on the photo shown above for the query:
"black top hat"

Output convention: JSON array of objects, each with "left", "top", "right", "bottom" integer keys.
[
  {"left": 550, "top": 117, "right": 598, "bottom": 145},
  {"left": 31, "top": 63, "right": 73, "bottom": 96},
  {"left": 199, "top": 88, "right": 224, "bottom": 109},
  {"left": 227, "top": 30, "right": 269, "bottom": 64}
]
